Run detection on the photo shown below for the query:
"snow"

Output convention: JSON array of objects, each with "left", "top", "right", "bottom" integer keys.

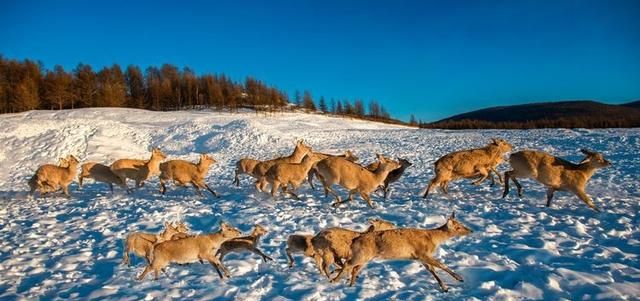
[{"left": 0, "top": 108, "right": 639, "bottom": 300}]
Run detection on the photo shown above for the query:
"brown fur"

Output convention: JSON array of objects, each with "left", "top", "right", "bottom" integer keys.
[
  {"left": 285, "top": 234, "right": 315, "bottom": 268},
  {"left": 110, "top": 148, "right": 167, "bottom": 190},
  {"left": 28, "top": 155, "right": 80, "bottom": 197},
  {"left": 366, "top": 157, "right": 412, "bottom": 199},
  {"left": 265, "top": 153, "right": 325, "bottom": 199},
  {"left": 253, "top": 140, "right": 313, "bottom": 191},
  {"left": 137, "top": 222, "right": 242, "bottom": 280},
  {"left": 79, "top": 161, "right": 128, "bottom": 193},
  {"left": 307, "top": 150, "right": 359, "bottom": 190},
  {"left": 216, "top": 224, "right": 272, "bottom": 264},
  {"left": 423, "top": 138, "right": 512, "bottom": 198},
  {"left": 233, "top": 158, "right": 260, "bottom": 186},
  {"left": 502, "top": 149, "right": 611, "bottom": 211},
  {"left": 159, "top": 154, "right": 218, "bottom": 197},
  {"left": 121, "top": 222, "right": 190, "bottom": 266},
  {"left": 311, "top": 219, "right": 396, "bottom": 278},
  {"left": 331, "top": 213, "right": 472, "bottom": 292},
  {"left": 314, "top": 154, "right": 401, "bottom": 208}
]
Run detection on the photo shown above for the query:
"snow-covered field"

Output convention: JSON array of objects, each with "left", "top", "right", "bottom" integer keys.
[{"left": 0, "top": 108, "right": 638, "bottom": 300}]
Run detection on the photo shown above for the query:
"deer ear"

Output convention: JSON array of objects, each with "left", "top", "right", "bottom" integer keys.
[
  {"left": 164, "top": 221, "right": 170, "bottom": 228},
  {"left": 450, "top": 211, "right": 456, "bottom": 220},
  {"left": 580, "top": 148, "right": 597, "bottom": 156}
]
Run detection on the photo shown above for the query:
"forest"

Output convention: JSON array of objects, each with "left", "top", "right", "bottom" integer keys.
[{"left": 0, "top": 56, "right": 403, "bottom": 124}]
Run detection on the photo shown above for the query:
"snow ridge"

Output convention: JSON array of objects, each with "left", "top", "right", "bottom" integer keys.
[{"left": 0, "top": 108, "right": 638, "bottom": 300}]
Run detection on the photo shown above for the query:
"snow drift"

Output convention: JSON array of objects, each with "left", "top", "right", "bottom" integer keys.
[{"left": 0, "top": 108, "right": 638, "bottom": 300}]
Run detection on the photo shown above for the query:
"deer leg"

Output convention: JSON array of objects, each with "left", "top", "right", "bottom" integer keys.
[
  {"left": 349, "top": 264, "right": 364, "bottom": 287},
  {"left": 330, "top": 262, "right": 351, "bottom": 283},
  {"left": 62, "top": 185, "right": 70, "bottom": 197},
  {"left": 422, "top": 262, "right": 448, "bottom": 292},
  {"left": 502, "top": 171, "right": 512, "bottom": 198},
  {"left": 271, "top": 180, "right": 281, "bottom": 198},
  {"left": 307, "top": 170, "right": 316, "bottom": 190},
  {"left": 159, "top": 179, "right": 167, "bottom": 195},
  {"left": 441, "top": 181, "right": 450, "bottom": 194},
  {"left": 313, "top": 253, "right": 328, "bottom": 278},
  {"left": 359, "top": 191, "right": 375, "bottom": 208},
  {"left": 383, "top": 184, "right": 390, "bottom": 199},
  {"left": 512, "top": 177, "right": 523, "bottom": 197},
  {"left": 122, "top": 250, "right": 130, "bottom": 266},
  {"left": 321, "top": 251, "right": 336, "bottom": 278},
  {"left": 78, "top": 176, "right": 84, "bottom": 188},
  {"left": 283, "top": 184, "right": 300, "bottom": 200},
  {"left": 206, "top": 254, "right": 229, "bottom": 278},
  {"left": 423, "top": 256, "right": 463, "bottom": 282},
  {"left": 137, "top": 265, "right": 153, "bottom": 281},
  {"left": 491, "top": 167, "right": 503, "bottom": 184},
  {"left": 286, "top": 247, "right": 295, "bottom": 268},
  {"left": 423, "top": 178, "right": 437, "bottom": 198},
  {"left": 249, "top": 246, "right": 273, "bottom": 262},
  {"left": 472, "top": 168, "right": 489, "bottom": 185},
  {"left": 326, "top": 186, "right": 344, "bottom": 207},
  {"left": 574, "top": 189, "right": 600, "bottom": 212},
  {"left": 233, "top": 170, "right": 240, "bottom": 187},
  {"left": 192, "top": 182, "right": 204, "bottom": 197},
  {"left": 203, "top": 183, "right": 219, "bottom": 198},
  {"left": 546, "top": 187, "right": 555, "bottom": 207}
]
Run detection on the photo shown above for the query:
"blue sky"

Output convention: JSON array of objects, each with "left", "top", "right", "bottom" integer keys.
[{"left": 2, "top": 0, "right": 639, "bottom": 121}]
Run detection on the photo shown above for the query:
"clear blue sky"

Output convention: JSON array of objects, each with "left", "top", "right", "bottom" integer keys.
[{"left": 2, "top": 0, "right": 639, "bottom": 121}]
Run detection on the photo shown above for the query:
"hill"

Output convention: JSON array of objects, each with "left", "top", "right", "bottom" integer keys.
[
  {"left": 424, "top": 100, "right": 640, "bottom": 129},
  {"left": 0, "top": 108, "right": 637, "bottom": 300},
  {"left": 621, "top": 100, "right": 640, "bottom": 109}
]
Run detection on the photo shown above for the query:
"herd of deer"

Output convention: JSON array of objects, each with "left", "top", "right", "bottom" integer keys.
[{"left": 25, "top": 137, "right": 611, "bottom": 291}]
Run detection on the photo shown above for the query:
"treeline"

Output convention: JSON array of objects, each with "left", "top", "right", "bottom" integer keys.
[
  {"left": 0, "top": 56, "right": 404, "bottom": 125},
  {"left": 421, "top": 117, "right": 640, "bottom": 129}
]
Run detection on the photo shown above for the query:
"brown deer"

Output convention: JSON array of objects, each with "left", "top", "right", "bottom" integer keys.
[
  {"left": 502, "top": 148, "right": 611, "bottom": 211},
  {"left": 331, "top": 212, "right": 472, "bottom": 292}
]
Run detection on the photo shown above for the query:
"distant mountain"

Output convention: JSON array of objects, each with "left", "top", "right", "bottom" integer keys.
[
  {"left": 621, "top": 100, "right": 640, "bottom": 109},
  {"left": 424, "top": 100, "right": 640, "bottom": 129}
]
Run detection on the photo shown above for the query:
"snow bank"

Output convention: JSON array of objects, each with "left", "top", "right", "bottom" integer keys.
[{"left": 0, "top": 108, "right": 638, "bottom": 300}]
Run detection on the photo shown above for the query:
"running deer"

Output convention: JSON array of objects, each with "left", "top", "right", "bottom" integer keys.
[
  {"left": 307, "top": 150, "right": 359, "bottom": 190},
  {"left": 366, "top": 157, "right": 412, "bottom": 199},
  {"left": 331, "top": 212, "right": 472, "bottom": 292},
  {"left": 28, "top": 155, "right": 80, "bottom": 197},
  {"left": 423, "top": 138, "right": 512, "bottom": 198},
  {"left": 137, "top": 222, "right": 242, "bottom": 280},
  {"left": 79, "top": 162, "right": 129, "bottom": 193},
  {"left": 311, "top": 219, "right": 396, "bottom": 278},
  {"left": 216, "top": 224, "right": 273, "bottom": 264},
  {"left": 502, "top": 148, "right": 611, "bottom": 212},
  {"left": 110, "top": 148, "right": 167, "bottom": 190},
  {"left": 265, "top": 153, "right": 325, "bottom": 199},
  {"left": 159, "top": 153, "right": 219, "bottom": 197},
  {"left": 314, "top": 154, "right": 401, "bottom": 208},
  {"left": 121, "top": 221, "right": 190, "bottom": 266},
  {"left": 253, "top": 140, "right": 313, "bottom": 191}
]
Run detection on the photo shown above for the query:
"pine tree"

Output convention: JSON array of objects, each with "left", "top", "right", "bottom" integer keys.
[
  {"left": 329, "top": 98, "right": 336, "bottom": 114},
  {"left": 125, "top": 65, "right": 145, "bottom": 108},
  {"left": 302, "top": 90, "right": 316, "bottom": 111},
  {"left": 43, "top": 65, "right": 72, "bottom": 110},
  {"left": 409, "top": 114, "right": 417, "bottom": 126},
  {"left": 336, "top": 99, "right": 343, "bottom": 114},
  {"left": 353, "top": 99, "right": 365, "bottom": 116},
  {"left": 318, "top": 96, "right": 327, "bottom": 112},
  {"left": 72, "top": 63, "right": 97, "bottom": 108}
]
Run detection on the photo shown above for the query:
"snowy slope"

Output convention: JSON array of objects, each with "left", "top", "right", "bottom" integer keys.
[{"left": 0, "top": 108, "right": 638, "bottom": 300}]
